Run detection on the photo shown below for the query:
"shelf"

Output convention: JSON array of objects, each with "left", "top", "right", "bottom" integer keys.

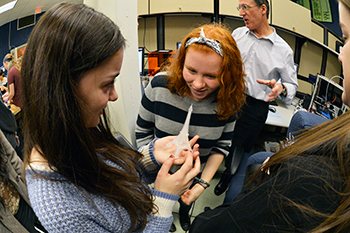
[{"left": 150, "top": 0, "right": 213, "bottom": 14}]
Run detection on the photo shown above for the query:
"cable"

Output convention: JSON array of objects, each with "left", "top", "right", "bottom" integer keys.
[
  {"left": 324, "top": 75, "right": 343, "bottom": 103},
  {"left": 186, "top": 200, "right": 196, "bottom": 233}
]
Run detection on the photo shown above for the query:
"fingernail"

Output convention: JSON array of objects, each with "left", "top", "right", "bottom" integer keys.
[{"left": 169, "top": 155, "right": 174, "bottom": 158}]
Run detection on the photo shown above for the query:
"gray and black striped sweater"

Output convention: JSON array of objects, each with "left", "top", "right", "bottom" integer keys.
[{"left": 136, "top": 75, "right": 236, "bottom": 161}]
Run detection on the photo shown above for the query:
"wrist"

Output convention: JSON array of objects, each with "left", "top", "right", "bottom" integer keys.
[
  {"left": 194, "top": 177, "right": 210, "bottom": 189},
  {"left": 280, "top": 83, "right": 287, "bottom": 97},
  {"left": 196, "top": 183, "right": 207, "bottom": 190}
]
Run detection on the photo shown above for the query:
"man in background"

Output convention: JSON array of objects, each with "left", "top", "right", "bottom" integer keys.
[{"left": 215, "top": 0, "right": 298, "bottom": 197}]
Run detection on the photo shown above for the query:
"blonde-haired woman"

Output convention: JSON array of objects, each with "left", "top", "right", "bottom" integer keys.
[{"left": 3, "top": 54, "right": 22, "bottom": 108}]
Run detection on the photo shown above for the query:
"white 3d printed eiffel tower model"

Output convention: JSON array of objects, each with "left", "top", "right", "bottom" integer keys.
[{"left": 166, "top": 104, "right": 193, "bottom": 158}]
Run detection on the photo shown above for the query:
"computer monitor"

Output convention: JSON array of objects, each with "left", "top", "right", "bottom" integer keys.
[{"left": 138, "top": 47, "right": 144, "bottom": 76}]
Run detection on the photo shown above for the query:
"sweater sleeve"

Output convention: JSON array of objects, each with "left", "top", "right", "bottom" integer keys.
[
  {"left": 26, "top": 165, "right": 178, "bottom": 233},
  {"left": 142, "top": 189, "right": 179, "bottom": 233},
  {"left": 138, "top": 139, "right": 162, "bottom": 184}
]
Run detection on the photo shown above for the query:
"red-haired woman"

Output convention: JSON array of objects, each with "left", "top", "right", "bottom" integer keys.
[{"left": 136, "top": 24, "right": 246, "bottom": 231}]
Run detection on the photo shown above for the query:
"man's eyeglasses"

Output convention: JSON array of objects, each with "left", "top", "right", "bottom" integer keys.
[{"left": 237, "top": 4, "right": 258, "bottom": 11}]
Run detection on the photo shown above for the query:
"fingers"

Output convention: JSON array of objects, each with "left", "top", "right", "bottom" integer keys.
[
  {"left": 192, "top": 144, "right": 200, "bottom": 159},
  {"left": 189, "top": 135, "right": 199, "bottom": 146},
  {"left": 193, "top": 155, "right": 201, "bottom": 173},
  {"left": 175, "top": 151, "right": 200, "bottom": 182},
  {"left": 257, "top": 79, "right": 277, "bottom": 89},
  {"left": 157, "top": 155, "right": 174, "bottom": 177},
  {"left": 270, "top": 79, "right": 277, "bottom": 86},
  {"left": 173, "top": 144, "right": 200, "bottom": 165},
  {"left": 265, "top": 91, "right": 278, "bottom": 102},
  {"left": 265, "top": 97, "right": 275, "bottom": 102},
  {"left": 154, "top": 152, "right": 200, "bottom": 196},
  {"left": 185, "top": 155, "right": 201, "bottom": 181},
  {"left": 256, "top": 78, "right": 268, "bottom": 84}
]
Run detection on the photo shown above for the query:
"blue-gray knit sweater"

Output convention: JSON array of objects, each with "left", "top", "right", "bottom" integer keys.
[{"left": 25, "top": 143, "right": 178, "bottom": 232}]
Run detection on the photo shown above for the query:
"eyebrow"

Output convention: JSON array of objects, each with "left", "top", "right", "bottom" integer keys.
[
  {"left": 185, "top": 65, "right": 218, "bottom": 77},
  {"left": 111, "top": 72, "right": 120, "bottom": 78},
  {"left": 102, "top": 74, "right": 119, "bottom": 83}
]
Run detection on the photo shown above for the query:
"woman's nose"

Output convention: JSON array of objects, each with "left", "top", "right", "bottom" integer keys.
[
  {"left": 109, "top": 86, "right": 118, "bottom": 101},
  {"left": 192, "top": 77, "right": 205, "bottom": 88}
]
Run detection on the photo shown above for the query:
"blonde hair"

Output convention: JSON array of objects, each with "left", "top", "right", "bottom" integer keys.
[{"left": 4, "top": 54, "right": 21, "bottom": 72}]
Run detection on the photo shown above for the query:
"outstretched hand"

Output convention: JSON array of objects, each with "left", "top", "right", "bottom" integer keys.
[
  {"left": 153, "top": 135, "right": 200, "bottom": 165},
  {"left": 154, "top": 151, "right": 201, "bottom": 196},
  {"left": 256, "top": 78, "right": 283, "bottom": 102}
]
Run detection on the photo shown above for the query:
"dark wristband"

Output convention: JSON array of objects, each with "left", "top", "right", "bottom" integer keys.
[
  {"left": 194, "top": 177, "right": 210, "bottom": 189},
  {"left": 280, "top": 83, "right": 287, "bottom": 97}
]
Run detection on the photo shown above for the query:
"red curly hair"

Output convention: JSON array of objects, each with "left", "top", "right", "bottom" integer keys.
[{"left": 167, "top": 24, "right": 246, "bottom": 120}]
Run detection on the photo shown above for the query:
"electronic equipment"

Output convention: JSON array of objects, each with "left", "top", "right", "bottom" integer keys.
[
  {"left": 147, "top": 50, "right": 175, "bottom": 76},
  {"left": 138, "top": 47, "right": 145, "bottom": 76},
  {"left": 308, "top": 74, "right": 347, "bottom": 119}
]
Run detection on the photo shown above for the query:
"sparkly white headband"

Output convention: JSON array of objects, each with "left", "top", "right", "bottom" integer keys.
[{"left": 185, "top": 28, "right": 223, "bottom": 57}]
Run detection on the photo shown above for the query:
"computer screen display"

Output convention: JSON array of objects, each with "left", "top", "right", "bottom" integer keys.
[{"left": 138, "top": 47, "right": 144, "bottom": 76}]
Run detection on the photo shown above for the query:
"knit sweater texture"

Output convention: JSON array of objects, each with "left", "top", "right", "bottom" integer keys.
[{"left": 25, "top": 142, "right": 178, "bottom": 233}]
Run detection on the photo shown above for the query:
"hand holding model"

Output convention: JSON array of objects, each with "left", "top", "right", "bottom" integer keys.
[{"left": 166, "top": 104, "right": 194, "bottom": 158}]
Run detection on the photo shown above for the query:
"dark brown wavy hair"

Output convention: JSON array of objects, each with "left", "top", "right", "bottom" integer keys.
[
  {"left": 22, "top": 3, "right": 153, "bottom": 231},
  {"left": 167, "top": 24, "right": 246, "bottom": 120}
]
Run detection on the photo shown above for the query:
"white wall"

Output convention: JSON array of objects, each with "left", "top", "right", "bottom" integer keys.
[{"left": 84, "top": 0, "right": 141, "bottom": 146}]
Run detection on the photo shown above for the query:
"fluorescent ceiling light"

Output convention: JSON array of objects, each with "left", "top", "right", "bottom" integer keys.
[{"left": 0, "top": 0, "right": 17, "bottom": 15}]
